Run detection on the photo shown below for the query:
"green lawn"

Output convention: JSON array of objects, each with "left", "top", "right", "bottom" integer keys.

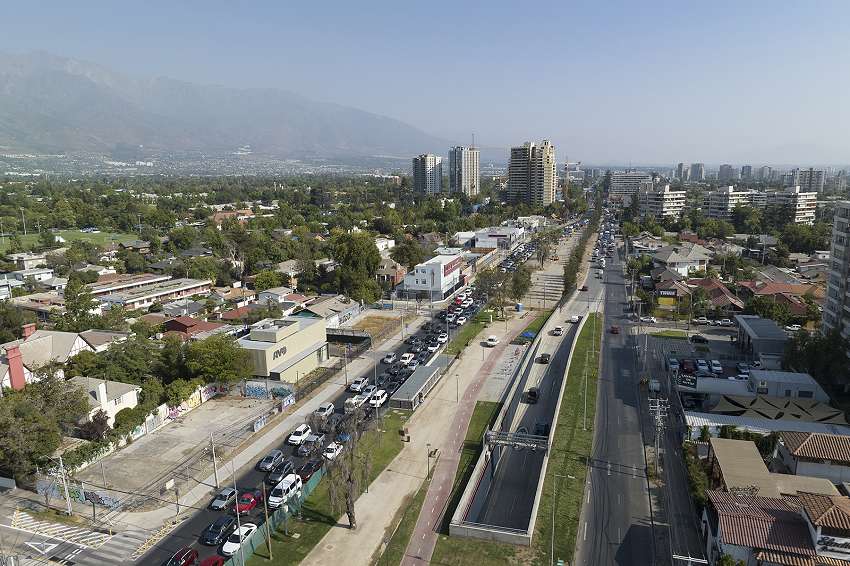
[
  {"left": 530, "top": 313, "right": 602, "bottom": 565},
  {"left": 0, "top": 230, "right": 138, "bottom": 253},
  {"left": 445, "top": 309, "right": 497, "bottom": 356},
  {"left": 248, "top": 410, "right": 410, "bottom": 566},
  {"left": 378, "top": 470, "right": 432, "bottom": 565},
  {"left": 512, "top": 309, "right": 553, "bottom": 344},
  {"left": 430, "top": 401, "right": 520, "bottom": 565},
  {"left": 651, "top": 329, "right": 688, "bottom": 339}
]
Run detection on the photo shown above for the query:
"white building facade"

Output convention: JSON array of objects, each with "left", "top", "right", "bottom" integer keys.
[
  {"left": 638, "top": 184, "right": 686, "bottom": 218},
  {"left": 412, "top": 154, "right": 443, "bottom": 195},
  {"left": 448, "top": 146, "right": 480, "bottom": 197},
  {"left": 402, "top": 254, "right": 464, "bottom": 301}
]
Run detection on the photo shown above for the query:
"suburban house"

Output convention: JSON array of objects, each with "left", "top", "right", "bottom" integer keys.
[
  {"left": 629, "top": 232, "right": 666, "bottom": 254},
  {"left": 119, "top": 240, "right": 152, "bottom": 255},
  {"left": 75, "top": 264, "right": 117, "bottom": 277},
  {"left": 796, "top": 492, "right": 850, "bottom": 563},
  {"left": 211, "top": 286, "right": 256, "bottom": 308},
  {"left": 162, "top": 298, "right": 207, "bottom": 318},
  {"left": 0, "top": 326, "right": 95, "bottom": 389},
  {"left": 209, "top": 209, "right": 254, "bottom": 228},
  {"left": 78, "top": 329, "right": 130, "bottom": 352},
  {"left": 257, "top": 286, "right": 295, "bottom": 306},
  {"left": 12, "top": 267, "right": 54, "bottom": 283},
  {"left": 651, "top": 243, "right": 712, "bottom": 276},
  {"left": 686, "top": 278, "right": 745, "bottom": 312},
  {"left": 776, "top": 431, "right": 850, "bottom": 484},
  {"left": 300, "top": 295, "right": 362, "bottom": 328},
  {"left": 376, "top": 257, "right": 407, "bottom": 288},
  {"left": 163, "top": 316, "right": 234, "bottom": 341},
  {"left": 274, "top": 259, "right": 302, "bottom": 288},
  {"left": 70, "top": 376, "right": 141, "bottom": 427},
  {"left": 6, "top": 252, "right": 47, "bottom": 270}
]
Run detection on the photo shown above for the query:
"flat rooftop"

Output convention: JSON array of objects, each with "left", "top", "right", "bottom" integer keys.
[
  {"left": 99, "top": 278, "right": 210, "bottom": 303},
  {"left": 735, "top": 315, "right": 787, "bottom": 341}
]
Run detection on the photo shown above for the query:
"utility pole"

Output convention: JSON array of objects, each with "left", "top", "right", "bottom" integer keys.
[
  {"left": 648, "top": 397, "right": 669, "bottom": 477},
  {"left": 58, "top": 456, "right": 73, "bottom": 516},
  {"left": 19, "top": 208, "right": 26, "bottom": 237},
  {"left": 261, "top": 482, "right": 273, "bottom": 560},
  {"left": 210, "top": 432, "right": 220, "bottom": 489}
]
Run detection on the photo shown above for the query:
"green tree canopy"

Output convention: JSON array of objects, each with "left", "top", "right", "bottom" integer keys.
[{"left": 185, "top": 334, "right": 252, "bottom": 384}]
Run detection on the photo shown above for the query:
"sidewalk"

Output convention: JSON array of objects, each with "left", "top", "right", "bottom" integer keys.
[
  {"left": 301, "top": 312, "right": 530, "bottom": 566},
  {"left": 110, "top": 315, "right": 426, "bottom": 532}
]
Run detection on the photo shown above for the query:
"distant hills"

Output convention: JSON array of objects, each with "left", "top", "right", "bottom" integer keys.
[{"left": 0, "top": 51, "right": 446, "bottom": 160}]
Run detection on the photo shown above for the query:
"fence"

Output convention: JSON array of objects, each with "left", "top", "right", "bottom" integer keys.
[{"left": 223, "top": 465, "right": 326, "bottom": 566}]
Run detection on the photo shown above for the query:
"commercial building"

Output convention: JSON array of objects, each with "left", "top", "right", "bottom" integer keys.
[
  {"left": 609, "top": 171, "right": 652, "bottom": 205},
  {"left": 97, "top": 278, "right": 212, "bottom": 311},
  {"left": 401, "top": 254, "right": 464, "bottom": 301},
  {"left": 689, "top": 162, "right": 705, "bottom": 182},
  {"left": 412, "top": 154, "right": 443, "bottom": 195},
  {"left": 784, "top": 167, "right": 826, "bottom": 193},
  {"left": 766, "top": 185, "right": 818, "bottom": 225},
  {"left": 237, "top": 317, "right": 329, "bottom": 382},
  {"left": 637, "top": 183, "right": 686, "bottom": 218},
  {"left": 746, "top": 369, "right": 830, "bottom": 401},
  {"left": 734, "top": 314, "right": 789, "bottom": 362},
  {"left": 704, "top": 185, "right": 754, "bottom": 221},
  {"left": 506, "top": 140, "right": 556, "bottom": 206},
  {"left": 718, "top": 164, "right": 737, "bottom": 182},
  {"left": 474, "top": 226, "right": 525, "bottom": 249},
  {"left": 448, "top": 146, "right": 480, "bottom": 197},
  {"left": 741, "top": 165, "right": 753, "bottom": 180},
  {"left": 823, "top": 201, "right": 850, "bottom": 346}
]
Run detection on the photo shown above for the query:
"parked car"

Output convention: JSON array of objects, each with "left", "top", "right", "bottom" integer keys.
[
  {"left": 369, "top": 389, "right": 388, "bottom": 408},
  {"left": 667, "top": 357, "right": 680, "bottom": 372},
  {"left": 233, "top": 491, "right": 262, "bottom": 515},
  {"left": 165, "top": 547, "right": 199, "bottom": 566},
  {"left": 257, "top": 449, "right": 284, "bottom": 472},
  {"left": 569, "top": 315, "right": 581, "bottom": 323},
  {"left": 267, "top": 474, "right": 302, "bottom": 509},
  {"left": 266, "top": 459, "right": 295, "bottom": 485},
  {"left": 719, "top": 319, "right": 734, "bottom": 327},
  {"left": 323, "top": 442, "right": 344, "bottom": 461},
  {"left": 785, "top": 324, "right": 802, "bottom": 332},
  {"left": 361, "top": 385, "right": 378, "bottom": 398},
  {"left": 209, "top": 487, "right": 237, "bottom": 511},
  {"left": 639, "top": 316, "right": 657, "bottom": 324},
  {"left": 736, "top": 362, "right": 750, "bottom": 374},
  {"left": 314, "top": 402, "right": 335, "bottom": 418},
  {"left": 710, "top": 360, "right": 723, "bottom": 374},
  {"left": 455, "top": 316, "right": 467, "bottom": 326},
  {"left": 201, "top": 515, "right": 237, "bottom": 546},
  {"left": 426, "top": 342, "right": 439, "bottom": 352},
  {"left": 297, "top": 458, "right": 323, "bottom": 483},
  {"left": 538, "top": 353, "right": 551, "bottom": 364},
  {"left": 400, "top": 353, "right": 415, "bottom": 365},
  {"left": 610, "top": 325, "right": 620, "bottom": 334},
  {"left": 382, "top": 352, "right": 397, "bottom": 364},
  {"left": 408, "top": 360, "right": 420, "bottom": 371},
  {"left": 552, "top": 326, "right": 564, "bottom": 336},
  {"left": 200, "top": 557, "right": 225, "bottom": 566},
  {"left": 525, "top": 387, "right": 539, "bottom": 404},
  {"left": 692, "top": 316, "right": 709, "bottom": 325},
  {"left": 287, "top": 424, "right": 312, "bottom": 446},
  {"left": 485, "top": 335, "right": 499, "bottom": 347},
  {"left": 221, "top": 523, "right": 258, "bottom": 557},
  {"left": 349, "top": 377, "right": 368, "bottom": 393},
  {"left": 690, "top": 334, "right": 708, "bottom": 343},
  {"left": 297, "top": 433, "right": 325, "bottom": 457},
  {"left": 344, "top": 395, "right": 368, "bottom": 414},
  {"left": 696, "top": 359, "right": 709, "bottom": 372}
]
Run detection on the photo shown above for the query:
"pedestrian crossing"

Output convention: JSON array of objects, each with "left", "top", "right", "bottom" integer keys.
[
  {"left": 12, "top": 509, "right": 111, "bottom": 547},
  {"left": 74, "top": 528, "right": 150, "bottom": 565}
]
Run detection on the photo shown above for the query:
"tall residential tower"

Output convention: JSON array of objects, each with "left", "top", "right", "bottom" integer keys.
[
  {"left": 507, "top": 140, "right": 556, "bottom": 206},
  {"left": 448, "top": 146, "right": 480, "bottom": 197},
  {"left": 412, "top": 154, "right": 443, "bottom": 195}
]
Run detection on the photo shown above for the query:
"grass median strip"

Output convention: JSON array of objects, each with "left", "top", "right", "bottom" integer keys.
[
  {"left": 650, "top": 329, "right": 688, "bottom": 339},
  {"left": 530, "top": 312, "right": 601, "bottom": 565},
  {"left": 377, "top": 470, "right": 432, "bottom": 565},
  {"left": 512, "top": 309, "right": 553, "bottom": 344},
  {"left": 249, "top": 410, "right": 409, "bottom": 566}
]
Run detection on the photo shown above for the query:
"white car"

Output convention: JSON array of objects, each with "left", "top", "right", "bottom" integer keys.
[
  {"left": 785, "top": 324, "right": 802, "bottom": 332},
  {"left": 446, "top": 314, "right": 456, "bottom": 324},
  {"left": 552, "top": 326, "right": 564, "bottom": 336},
  {"left": 323, "top": 442, "right": 344, "bottom": 461},
  {"left": 639, "top": 316, "right": 657, "bottom": 324},
  {"left": 569, "top": 315, "right": 581, "bottom": 323},
  {"left": 485, "top": 335, "right": 499, "bottom": 347},
  {"left": 400, "top": 353, "right": 415, "bottom": 365},
  {"left": 288, "top": 424, "right": 312, "bottom": 445},
  {"left": 426, "top": 343, "right": 439, "bottom": 352},
  {"left": 369, "top": 389, "right": 388, "bottom": 408},
  {"left": 455, "top": 316, "right": 467, "bottom": 326},
  {"left": 361, "top": 385, "right": 377, "bottom": 399},
  {"left": 710, "top": 360, "right": 723, "bottom": 374},
  {"left": 221, "top": 523, "right": 258, "bottom": 556},
  {"left": 267, "top": 474, "right": 302, "bottom": 509},
  {"left": 462, "top": 299, "right": 473, "bottom": 308},
  {"left": 696, "top": 359, "right": 709, "bottom": 372},
  {"left": 382, "top": 353, "right": 397, "bottom": 364},
  {"left": 437, "top": 333, "right": 449, "bottom": 344},
  {"left": 349, "top": 377, "right": 368, "bottom": 393},
  {"left": 314, "top": 402, "right": 334, "bottom": 418}
]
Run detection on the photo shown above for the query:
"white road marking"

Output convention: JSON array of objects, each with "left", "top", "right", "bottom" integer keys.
[{"left": 584, "top": 522, "right": 588, "bottom": 540}]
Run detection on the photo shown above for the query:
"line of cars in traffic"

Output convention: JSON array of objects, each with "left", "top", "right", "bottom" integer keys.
[{"left": 499, "top": 242, "right": 538, "bottom": 273}]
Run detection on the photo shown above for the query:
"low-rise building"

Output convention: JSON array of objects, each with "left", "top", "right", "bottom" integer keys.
[
  {"left": 401, "top": 254, "right": 464, "bottom": 301},
  {"left": 777, "top": 431, "right": 850, "bottom": 484},
  {"left": 98, "top": 278, "right": 212, "bottom": 311},
  {"left": 473, "top": 226, "right": 525, "bottom": 250},
  {"left": 300, "top": 295, "right": 362, "bottom": 328},
  {"left": 735, "top": 314, "right": 789, "bottom": 363},
  {"left": 163, "top": 316, "right": 233, "bottom": 341},
  {"left": 6, "top": 252, "right": 46, "bottom": 270},
  {"left": 86, "top": 273, "right": 172, "bottom": 297},
  {"left": 12, "top": 267, "right": 54, "bottom": 283},
  {"left": 747, "top": 369, "right": 829, "bottom": 401},
  {"left": 257, "top": 286, "right": 295, "bottom": 306},
  {"left": 237, "top": 317, "right": 328, "bottom": 382},
  {"left": 71, "top": 376, "right": 141, "bottom": 428},
  {"left": 652, "top": 243, "right": 712, "bottom": 276},
  {"left": 375, "top": 237, "right": 395, "bottom": 252},
  {"left": 0, "top": 325, "right": 95, "bottom": 389},
  {"left": 75, "top": 264, "right": 117, "bottom": 277},
  {"left": 376, "top": 257, "right": 406, "bottom": 288}
]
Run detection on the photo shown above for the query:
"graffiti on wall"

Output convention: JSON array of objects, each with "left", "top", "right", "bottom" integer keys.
[{"left": 36, "top": 479, "right": 121, "bottom": 510}]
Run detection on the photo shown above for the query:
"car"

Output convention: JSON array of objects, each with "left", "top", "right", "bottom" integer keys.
[
  {"left": 209, "top": 487, "right": 237, "bottom": 510},
  {"left": 297, "top": 458, "right": 324, "bottom": 483},
  {"left": 314, "top": 402, "right": 335, "bottom": 418},
  {"left": 361, "top": 384, "right": 378, "bottom": 398},
  {"left": 708, "top": 319, "right": 720, "bottom": 326},
  {"left": 569, "top": 315, "right": 581, "bottom": 323},
  {"left": 730, "top": 374, "right": 749, "bottom": 381},
  {"left": 369, "top": 389, "right": 388, "bottom": 408},
  {"left": 349, "top": 377, "right": 368, "bottom": 393},
  {"left": 165, "top": 547, "right": 199, "bottom": 566},
  {"left": 400, "top": 353, "right": 415, "bottom": 365},
  {"left": 344, "top": 394, "right": 368, "bottom": 414},
  {"left": 462, "top": 299, "right": 473, "bottom": 308},
  {"left": 382, "top": 353, "right": 397, "bottom": 364},
  {"left": 287, "top": 423, "right": 312, "bottom": 445},
  {"left": 785, "top": 324, "right": 802, "bottom": 332},
  {"left": 719, "top": 319, "right": 734, "bottom": 327},
  {"left": 375, "top": 372, "right": 390, "bottom": 387},
  {"left": 201, "top": 514, "right": 237, "bottom": 546},
  {"left": 455, "top": 316, "right": 467, "bottom": 326},
  {"left": 681, "top": 359, "right": 696, "bottom": 373},
  {"left": 409, "top": 344, "right": 423, "bottom": 354},
  {"left": 580, "top": 285, "right": 589, "bottom": 291},
  {"left": 639, "top": 316, "right": 657, "bottom": 324},
  {"left": 525, "top": 387, "right": 539, "bottom": 404},
  {"left": 265, "top": 458, "right": 295, "bottom": 484},
  {"left": 485, "top": 335, "right": 499, "bottom": 347},
  {"left": 408, "top": 360, "right": 420, "bottom": 370},
  {"left": 388, "top": 364, "right": 402, "bottom": 376},
  {"left": 437, "top": 333, "right": 449, "bottom": 344},
  {"left": 221, "top": 523, "right": 258, "bottom": 557},
  {"left": 538, "top": 353, "right": 551, "bottom": 364},
  {"left": 552, "top": 326, "right": 564, "bottom": 336},
  {"left": 610, "top": 325, "right": 620, "bottom": 334},
  {"left": 233, "top": 490, "right": 262, "bottom": 515},
  {"left": 667, "top": 357, "right": 680, "bottom": 372},
  {"left": 257, "top": 449, "right": 284, "bottom": 472},
  {"left": 297, "top": 433, "right": 325, "bottom": 457},
  {"left": 690, "top": 334, "right": 709, "bottom": 343},
  {"left": 736, "top": 362, "right": 750, "bottom": 374},
  {"left": 696, "top": 359, "right": 709, "bottom": 372},
  {"left": 446, "top": 314, "right": 456, "bottom": 323},
  {"left": 693, "top": 316, "right": 709, "bottom": 325},
  {"left": 710, "top": 360, "right": 723, "bottom": 374},
  {"left": 199, "top": 557, "right": 225, "bottom": 566},
  {"left": 426, "top": 342, "right": 439, "bottom": 352},
  {"left": 268, "top": 474, "right": 302, "bottom": 509},
  {"left": 323, "top": 441, "right": 344, "bottom": 461}
]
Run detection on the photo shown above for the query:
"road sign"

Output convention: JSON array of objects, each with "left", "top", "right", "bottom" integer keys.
[{"left": 25, "top": 541, "right": 58, "bottom": 555}]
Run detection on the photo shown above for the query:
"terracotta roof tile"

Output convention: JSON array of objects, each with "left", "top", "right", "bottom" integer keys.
[
  {"left": 797, "top": 492, "right": 850, "bottom": 530},
  {"left": 780, "top": 431, "right": 850, "bottom": 466}
]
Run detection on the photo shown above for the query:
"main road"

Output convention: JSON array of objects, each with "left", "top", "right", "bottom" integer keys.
[{"left": 574, "top": 238, "right": 655, "bottom": 566}]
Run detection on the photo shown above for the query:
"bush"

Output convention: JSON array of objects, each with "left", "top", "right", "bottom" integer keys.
[{"left": 684, "top": 443, "right": 709, "bottom": 512}]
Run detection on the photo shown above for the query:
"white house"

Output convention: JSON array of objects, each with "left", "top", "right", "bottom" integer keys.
[
  {"left": 776, "top": 431, "right": 850, "bottom": 484},
  {"left": 651, "top": 243, "right": 711, "bottom": 276},
  {"left": 257, "top": 286, "right": 294, "bottom": 306},
  {"left": 71, "top": 376, "right": 141, "bottom": 427},
  {"left": 12, "top": 267, "right": 54, "bottom": 283}
]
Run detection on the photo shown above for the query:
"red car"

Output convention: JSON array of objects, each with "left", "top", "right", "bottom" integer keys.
[
  {"left": 232, "top": 490, "right": 263, "bottom": 515},
  {"left": 165, "top": 547, "right": 198, "bottom": 566},
  {"left": 200, "top": 558, "right": 225, "bottom": 566}
]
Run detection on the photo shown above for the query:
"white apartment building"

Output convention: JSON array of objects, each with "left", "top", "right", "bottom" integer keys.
[
  {"left": 507, "top": 140, "right": 556, "bottom": 206},
  {"left": 402, "top": 254, "right": 464, "bottom": 301},
  {"left": 822, "top": 201, "right": 850, "bottom": 347},
  {"left": 412, "top": 154, "right": 443, "bottom": 195},
  {"left": 448, "top": 146, "right": 480, "bottom": 197},
  {"left": 638, "top": 184, "right": 686, "bottom": 218},
  {"left": 748, "top": 190, "right": 767, "bottom": 209},
  {"left": 704, "top": 186, "right": 753, "bottom": 220},
  {"left": 765, "top": 186, "right": 817, "bottom": 225},
  {"left": 609, "top": 171, "right": 652, "bottom": 205}
]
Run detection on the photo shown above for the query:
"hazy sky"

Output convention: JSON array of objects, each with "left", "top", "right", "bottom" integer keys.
[{"left": 5, "top": 0, "right": 850, "bottom": 164}]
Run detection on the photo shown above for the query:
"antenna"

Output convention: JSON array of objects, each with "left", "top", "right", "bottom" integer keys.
[{"left": 471, "top": 133, "right": 475, "bottom": 149}]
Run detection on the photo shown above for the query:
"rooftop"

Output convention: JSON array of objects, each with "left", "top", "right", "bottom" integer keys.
[
  {"left": 70, "top": 376, "right": 140, "bottom": 409},
  {"left": 686, "top": 411, "right": 850, "bottom": 436},
  {"left": 798, "top": 492, "right": 850, "bottom": 531},
  {"left": 735, "top": 315, "right": 788, "bottom": 341},
  {"left": 99, "top": 278, "right": 211, "bottom": 304},
  {"left": 779, "top": 431, "right": 850, "bottom": 466}
]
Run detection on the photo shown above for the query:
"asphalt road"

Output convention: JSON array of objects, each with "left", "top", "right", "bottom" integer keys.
[
  {"left": 574, "top": 238, "right": 655, "bottom": 566},
  {"left": 136, "top": 313, "right": 462, "bottom": 565}
]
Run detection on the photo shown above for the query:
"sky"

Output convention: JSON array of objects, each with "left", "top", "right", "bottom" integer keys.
[{"left": 4, "top": 0, "right": 850, "bottom": 165}]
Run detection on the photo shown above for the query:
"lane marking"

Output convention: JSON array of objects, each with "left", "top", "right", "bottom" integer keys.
[{"left": 584, "top": 522, "right": 587, "bottom": 541}]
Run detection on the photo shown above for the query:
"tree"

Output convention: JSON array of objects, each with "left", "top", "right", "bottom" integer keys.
[
  {"left": 717, "top": 555, "right": 745, "bottom": 566},
  {"left": 253, "top": 270, "right": 283, "bottom": 291},
  {"left": 0, "top": 302, "right": 35, "bottom": 343},
  {"left": 621, "top": 221, "right": 640, "bottom": 238},
  {"left": 79, "top": 409, "right": 110, "bottom": 441},
  {"left": 53, "top": 278, "right": 99, "bottom": 332},
  {"left": 747, "top": 295, "right": 792, "bottom": 326},
  {"left": 326, "top": 408, "right": 371, "bottom": 529},
  {"left": 122, "top": 250, "right": 146, "bottom": 273},
  {"left": 185, "top": 334, "right": 251, "bottom": 384},
  {"left": 509, "top": 266, "right": 532, "bottom": 302},
  {"left": 39, "top": 229, "right": 57, "bottom": 251},
  {"left": 390, "top": 239, "right": 427, "bottom": 270},
  {"left": 330, "top": 233, "right": 382, "bottom": 303},
  {"left": 784, "top": 329, "right": 850, "bottom": 394}
]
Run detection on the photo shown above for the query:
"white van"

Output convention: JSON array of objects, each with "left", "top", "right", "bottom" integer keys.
[{"left": 267, "top": 474, "right": 303, "bottom": 509}]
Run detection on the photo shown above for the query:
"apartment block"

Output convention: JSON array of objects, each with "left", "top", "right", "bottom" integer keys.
[
  {"left": 783, "top": 167, "right": 826, "bottom": 193},
  {"left": 638, "top": 184, "right": 686, "bottom": 218},
  {"left": 689, "top": 162, "right": 705, "bottom": 182},
  {"left": 718, "top": 164, "right": 737, "bottom": 182},
  {"left": 609, "top": 171, "right": 652, "bottom": 205},
  {"left": 765, "top": 185, "right": 817, "bottom": 225},
  {"left": 676, "top": 162, "right": 689, "bottom": 181},
  {"left": 448, "top": 146, "right": 480, "bottom": 196},
  {"left": 822, "top": 201, "right": 850, "bottom": 346},
  {"left": 412, "top": 154, "right": 443, "bottom": 195},
  {"left": 703, "top": 186, "right": 753, "bottom": 220},
  {"left": 740, "top": 165, "right": 753, "bottom": 180},
  {"left": 507, "top": 140, "right": 556, "bottom": 206}
]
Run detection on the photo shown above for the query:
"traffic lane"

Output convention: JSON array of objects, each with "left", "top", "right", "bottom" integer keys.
[
  {"left": 0, "top": 523, "right": 85, "bottom": 564},
  {"left": 142, "top": 318, "right": 444, "bottom": 564}
]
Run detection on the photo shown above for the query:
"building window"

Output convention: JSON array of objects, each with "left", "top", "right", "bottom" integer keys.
[
  {"left": 798, "top": 390, "right": 813, "bottom": 398},
  {"left": 785, "top": 389, "right": 792, "bottom": 397}
]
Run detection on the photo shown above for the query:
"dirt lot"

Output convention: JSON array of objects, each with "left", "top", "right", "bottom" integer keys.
[{"left": 353, "top": 311, "right": 416, "bottom": 347}]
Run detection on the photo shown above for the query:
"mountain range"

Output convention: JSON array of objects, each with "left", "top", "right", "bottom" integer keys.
[{"left": 0, "top": 51, "right": 446, "bottom": 160}]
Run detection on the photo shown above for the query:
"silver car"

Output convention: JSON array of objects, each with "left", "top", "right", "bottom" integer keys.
[
  {"left": 257, "top": 449, "right": 284, "bottom": 472},
  {"left": 209, "top": 487, "right": 237, "bottom": 510}
]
